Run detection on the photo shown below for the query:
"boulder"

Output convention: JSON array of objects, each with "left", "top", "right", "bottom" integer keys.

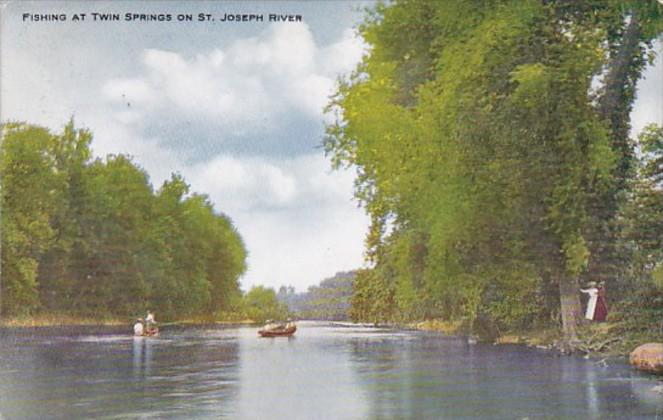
[{"left": 630, "top": 343, "right": 663, "bottom": 374}]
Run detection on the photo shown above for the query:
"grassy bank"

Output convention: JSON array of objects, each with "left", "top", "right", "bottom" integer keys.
[
  {"left": 0, "top": 313, "right": 256, "bottom": 328},
  {"left": 0, "top": 314, "right": 126, "bottom": 328},
  {"left": 409, "top": 318, "right": 661, "bottom": 358}
]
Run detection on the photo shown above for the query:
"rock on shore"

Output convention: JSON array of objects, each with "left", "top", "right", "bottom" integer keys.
[{"left": 630, "top": 343, "right": 663, "bottom": 374}]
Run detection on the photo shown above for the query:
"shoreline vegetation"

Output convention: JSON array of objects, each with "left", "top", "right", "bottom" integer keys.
[
  {"left": 1, "top": 314, "right": 656, "bottom": 361},
  {"left": 0, "top": 122, "right": 292, "bottom": 329},
  {"left": 411, "top": 319, "right": 661, "bottom": 359},
  {"left": 0, "top": 314, "right": 256, "bottom": 328},
  {"left": 330, "top": 318, "right": 657, "bottom": 359},
  {"left": 322, "top": 0, "right": 663, "bottom": 356},
  {"left": 3, "top": 2, "right": 663, "bottom": 368}
]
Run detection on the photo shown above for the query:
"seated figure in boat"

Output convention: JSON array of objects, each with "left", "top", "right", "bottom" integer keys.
[
  {"left": 263, "top": 319, "right": 280, "bottom": 331},
  {"left": 145, "top": 310, "right": 158, "bottom": 335},
  {"left": 134, "top": 318, "right": 145, "bottom": 336}
]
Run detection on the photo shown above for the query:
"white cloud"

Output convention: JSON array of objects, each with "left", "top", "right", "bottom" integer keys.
[
  {"left": 91, "top": 24, "right": 370, "bottom": 290},
  {"left": 3, "top": 6, "right": 660, "bottom": 296},
  {"left": 1, "top": 2, "right": 372, "bottom": 294},
  {"left": 101, "top": 22, "right": 366, "bottom": 134},
  {"left": 189, "top": 156, "right": 298, "bottom": 210},
  {"left": 632, "top": 39, "right": 663, "bottom": 136},
  {"left": 320, "top": 28, "right": 367, "bottom": 75},
  {"left": 182, "top": 153, "right": 368, "bottom": 291}
]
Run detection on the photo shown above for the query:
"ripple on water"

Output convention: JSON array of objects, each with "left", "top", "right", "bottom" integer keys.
[
  {"left": 1, "top": 324, "right": 662, "bottom": 419},
  {"left": 76, "top": 335, "right": 133, "bottom": 343}
]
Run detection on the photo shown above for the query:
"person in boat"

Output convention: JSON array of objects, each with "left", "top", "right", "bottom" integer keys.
[
  {"left": 145, "top": 310, "right": 157, "bottom": 334},
  {"left": 263, "top": 319, "right": 280, "bottom": 331},
  {"left": 134, "top": 318, "right": 145, "bottom": 336},
  {"left": 285, "top": 318, "right": 295, "bottom": 329},
  {"left": 580, "top": 281, "right": 599, "bottom": 321},
  {"left": 145, "top": 310, "right": 155, "bottom": 325}
]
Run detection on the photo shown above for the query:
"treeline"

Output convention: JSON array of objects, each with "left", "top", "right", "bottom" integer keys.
[
  {"left": 1, "top": 121, "right": 247, "bottom": 319},
  {"left": 243, "top": 285, "right": 290, "bottom": 323},
  {"left": 277, "top": 271, "right": 354, "bottom": 320},
  {"left": 325, "top": 1, "right": 663, "bottom": 343}
]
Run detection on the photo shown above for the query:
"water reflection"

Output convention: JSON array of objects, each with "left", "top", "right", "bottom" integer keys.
[
  {"left": 0, "top": 326, "right": 240, "bottom": 419},
  {"left": 347, "top": 332, "right": 662, "bottom": 418},
  {"left": 231, "top": 325, "right": 368, "bottom": 419},
  {"left": 0, "top": 323, "right": 662, "bottom": 418}
]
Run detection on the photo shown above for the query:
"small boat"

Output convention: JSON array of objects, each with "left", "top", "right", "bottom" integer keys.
[
  {"left": 143, "top": 327, "right": 159, "bottom": 337},
  {"left": 258, "top": 325, "right": 296, "bottom": 337},
  {"left": 135, "top": 326, "right": 158, "bottom": 337}
]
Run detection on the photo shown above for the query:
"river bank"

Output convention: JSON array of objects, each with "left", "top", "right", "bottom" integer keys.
[
  {"left": 410, "top": 319, "right": 661, "bottom": 359},
  {"left": 0, "top": 313, "right": 256, "bottom": 328},
  {"left": 2, "top": 321, "right": 659, "bottom": 418},
  {"left": 3, "top": 314, "right": 657, "bottom": 360}
]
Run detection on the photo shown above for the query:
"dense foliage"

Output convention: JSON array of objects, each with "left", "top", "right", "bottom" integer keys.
[
  {"left": 278, "top": 271, "right": 354, "bottom": 320},
  {"left": 325, "top": 0, "right": 663, "bottom": 343},
  {"left": 243, "top": 286, "right": 290, "bottom": 323},
  {"left": 1, "top": 121, "right": 247, "bottom": 319}
]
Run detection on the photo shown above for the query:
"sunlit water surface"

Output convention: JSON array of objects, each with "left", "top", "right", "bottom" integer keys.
[{"left": 1, "top": 321, "right": 662, "bottom": 419}]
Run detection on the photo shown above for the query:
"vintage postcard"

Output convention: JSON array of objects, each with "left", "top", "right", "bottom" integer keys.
[{"left": 1, "top": 1, "right": 663, "bottom": 418}]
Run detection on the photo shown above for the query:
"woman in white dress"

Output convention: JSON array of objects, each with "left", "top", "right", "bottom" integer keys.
[{"left": 580, "top": 281, "right": 598, "bottom": 321}]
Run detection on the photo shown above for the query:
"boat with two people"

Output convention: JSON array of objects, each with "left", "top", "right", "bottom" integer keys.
[
  {"left": 258, "top": 319, "right": 297, "bottom": 337},
  {"left": 133, "top": 311, "right": 159, "bottom": 337}
]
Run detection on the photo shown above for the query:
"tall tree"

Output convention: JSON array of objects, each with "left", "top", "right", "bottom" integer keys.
[
  {"left": 1, "top": 122, "right": 248, "bottom": 319},
  {"left": 0, "top": 124, "right": 60, "bottom": 315},
  {"left": 325, "top": 0, "right": 662, "bottom": 345}
]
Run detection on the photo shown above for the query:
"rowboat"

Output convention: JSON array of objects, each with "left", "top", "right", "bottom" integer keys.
[
  {"left": 135, "top": 327, "right": 158, "bottom": 337},
  {"left": 258, "top": 325, "right": 296, "bottom": 337},
  {"left": 143, "top": 328, "right": 159, "bottom": 337}
]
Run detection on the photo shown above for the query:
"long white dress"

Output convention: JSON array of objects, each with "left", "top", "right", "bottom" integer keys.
[{"left": 580, "top": 287, "right": 598, "bottom": 320}]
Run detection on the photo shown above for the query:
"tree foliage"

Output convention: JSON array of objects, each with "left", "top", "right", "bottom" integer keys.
[
  {"left": 325, "top": 0, "right": 663, "bottom": 342},
  {"left": 278, "top": 272, "right": 355, "bottom": 320},
  {"left": 243, "top": 286, "right": 289, "bottom": 323},
  {"left": 1, "top": 121, "right": 247, "bottom": 319}
]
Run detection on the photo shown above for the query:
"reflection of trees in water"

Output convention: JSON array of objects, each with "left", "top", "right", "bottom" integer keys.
[
  {"left": 347, "top": 334, "right": 655, "bottom": 418},
  {"left": 348, "top": 335, "right": 475, "bottom": 418},
  {"left": 0, "top": 328, "right": 240, "bottom": 418},
  {"left": 125, "top": 332, "right": 242, "bottom": 417},
  {"left": 3, "top": 327, "right": 662, "bottom": 418}
]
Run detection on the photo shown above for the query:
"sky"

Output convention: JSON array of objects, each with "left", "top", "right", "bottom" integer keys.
[{"left": 1, "top": 1, "right": 662, "bottom": 293}]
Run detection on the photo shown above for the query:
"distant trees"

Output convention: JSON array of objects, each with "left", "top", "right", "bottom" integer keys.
[
  {"left": 325, "top": 0, "right": 663, "bottom": 344},
  {"left": 243, "top": 286, "right": 289, "bottom": 323},
  {"left": 0, "top": 120, "right": 247, "bottom": 319},
  {"left": 278, "top": 272, "right": 355, "bottom": 320}
]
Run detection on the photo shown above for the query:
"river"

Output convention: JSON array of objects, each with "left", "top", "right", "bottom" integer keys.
[{"left": 0, "top": 321, "right": 661, "bottom": 419}]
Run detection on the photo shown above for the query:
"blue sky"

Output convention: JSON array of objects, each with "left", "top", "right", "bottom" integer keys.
[
  {"left": 1, "top": 1, "right": 661, "bottom": 292},
  {"left": 1, "top": 0, "right": 373, "bottom": 292}
]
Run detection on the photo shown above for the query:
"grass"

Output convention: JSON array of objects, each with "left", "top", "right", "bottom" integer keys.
[
  {"left": 0, "top": 313, "right": 126, "bottom": 327},
  {"left": 0, "top": 312, "right": 255, "bottom": 328},
  {"left": 409, "top": 319, "right": 464, "bottom": 335},
  {"left": 408, "top": 316, "right": 663, "bottom": 358}
]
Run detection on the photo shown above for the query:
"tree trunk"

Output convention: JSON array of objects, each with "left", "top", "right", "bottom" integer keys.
[
  {"left": 559, "top": 274, "right": 582, "bottom": 346},
  {"left": 587, "top": 13, "right": 643, "bottom": 306}
]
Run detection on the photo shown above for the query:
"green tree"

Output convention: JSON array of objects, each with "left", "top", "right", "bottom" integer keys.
[
  {"left": 243, "top": 286, "right": 289, "bottom": 323},
  {"left": 37, "top": 119, "right": 92, "bottom": 311},
  {"left": 0, "top": 124, "right": 60, "bottom": 315},
  {"left": 1, "top": 121, "right": 248, "bottom": 320},
  {"left": 325, "top": 0, "right": 662, "bottom": 344}
]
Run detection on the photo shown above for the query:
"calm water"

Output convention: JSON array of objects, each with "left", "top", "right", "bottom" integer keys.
[{"left": 0, "top": 321, "right": 662, "bottom": 419}]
